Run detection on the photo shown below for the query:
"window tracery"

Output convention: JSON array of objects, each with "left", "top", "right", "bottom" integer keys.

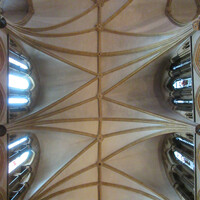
[
  {"left": 8, "top": 42, "right": 35, "bottom": 120},
  {"left": 165, "top": 39, "right": 194, "bottom": 120},
  {"left": 7, "top": 39, "right": 39, "bottom": 200},
  {"left": 163, "top": 133, "right": 194, "bottom": 200},
  {"left": 8, "top": 134, "right": 39, "bottom": 200}
]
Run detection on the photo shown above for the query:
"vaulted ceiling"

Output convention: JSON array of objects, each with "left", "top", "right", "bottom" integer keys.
[{"left": 0, "top": 0, "right": 199, "bottom": 199}]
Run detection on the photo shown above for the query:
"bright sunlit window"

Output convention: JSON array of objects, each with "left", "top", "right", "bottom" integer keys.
[
  {"left": 9, "top": 151, "right": 30, "bottom": 173},
  {"left": 173, "top": 78, "right": 192, "bottom": 89},
  {"left": 174, "top": 151, "right": 194, "bottom": 170},
  {"left": 8, "top": 50, "right": 34, "bottom": 117},
  {"left": 9, "top": 57, "right": 28, "bottom": 70},
  {"left": 8, "top": 97, "right": 29, "bottom": 105},
  {"left": 175, "top": 137, "right": 194, "bottom": 147},
  {"left": 8, "top": 137, "right": 28, "bottom": 150},
  {"left": 172, "top": 60, "right": 190, "bottom": 70},
  {"left": 173, "top": 99, "right": 193, "bottom": 104},
  {"left": 9, "top": 74, "right": 29, "bottom": 90}
]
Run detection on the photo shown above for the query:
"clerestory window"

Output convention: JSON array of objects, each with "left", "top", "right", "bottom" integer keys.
[
  {"left": 163, "top": 133, "right": 194, "bottom": 200},
  {"left": 8, "top": 50, "right": 34, "bottom": 119},
  {"left": 8, "top": 134, "right": 39, "bottom": 200}
]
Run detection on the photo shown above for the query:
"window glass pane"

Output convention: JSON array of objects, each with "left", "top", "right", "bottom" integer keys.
[
  {"left": 175, "top": 137, "right": 194, "bottom": 147},
  {"left": 172, "top": 60, "right": 190, "bottom": 70},
  {"left": 9, "top": 57, "right": 28, "bottom": 70},
  {"left": 9, "top": 74, "right": 29, "bottom": 90},
  {"left": 8, "top": 137, "right": 28, "bottom": 149},
  {"left": 173, "top": 78, "right": 192, "bottom": 89},
  {"left": 173, "top": 99, "right": 193, "bottom": 104},
  {"left": 174, "top": 151, "right": 194, "bottom": 170},
  {"left": 8, "top": 97, "right": 29, "bottom": 105},
  {"left": 9, "top": 151, "right": 30, "bottom": 173}
]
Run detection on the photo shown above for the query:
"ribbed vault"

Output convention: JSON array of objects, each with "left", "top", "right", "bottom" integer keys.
[{"left": 2, "top": 0, "right": 198, "bottom": 199}]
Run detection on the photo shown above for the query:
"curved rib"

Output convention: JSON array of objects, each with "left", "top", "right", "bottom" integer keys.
[
  {"left": 37, "top": 164, "right": 97, "bottom": 199},
  {"left": 30, "top": 139, "right": 97, "bottom": 200},
  {"left": 40, "top": 182, "right": 98, "bottom": 200},
  {"left": 13, "top": 4, "right": 97, "bottom": 32},
  {"left": 101, "top": 27, "right": 192, "bottom": 57},
  {"left": 102, "top": 164, "right": 169, "bottom": 200},
  {"left": 103, "top": 26, "right": 190, "bottom": 37},
  {"left": 104, "top": 126, "right": 169, "bottom": 138},
  {"left": 102, "top": 128, "right": 191, "bottom": 162},
  {"left": 102, "top": 0, "right": 133, "bottom": 26},
  {"left": 15, "top": 0, "right": 34, "bottom": 26},
  {"left": 102, "top": 29, "right": 194, "bottom": 95},
  {"left": 10, "top": 126, "right": 97, "bottom": 138},
  {"left": 165, "top": 0, "right": 200, "bottom": 27},
  {"left": 7, "top": 26, "right": 97, "bottom": 56},
  {"left": 9, "top": 26, "right": 96, "bottom": 38},
  {"left": 102, "top": 182, "right": 161, "bottom": 200},
  {"left": 12, "top": 77, "right": 98, "bottom": 125}
]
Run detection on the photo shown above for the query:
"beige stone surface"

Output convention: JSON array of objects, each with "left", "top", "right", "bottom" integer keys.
[{"left": 1, "top": 0, "right": 198, "bottom": 199}]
